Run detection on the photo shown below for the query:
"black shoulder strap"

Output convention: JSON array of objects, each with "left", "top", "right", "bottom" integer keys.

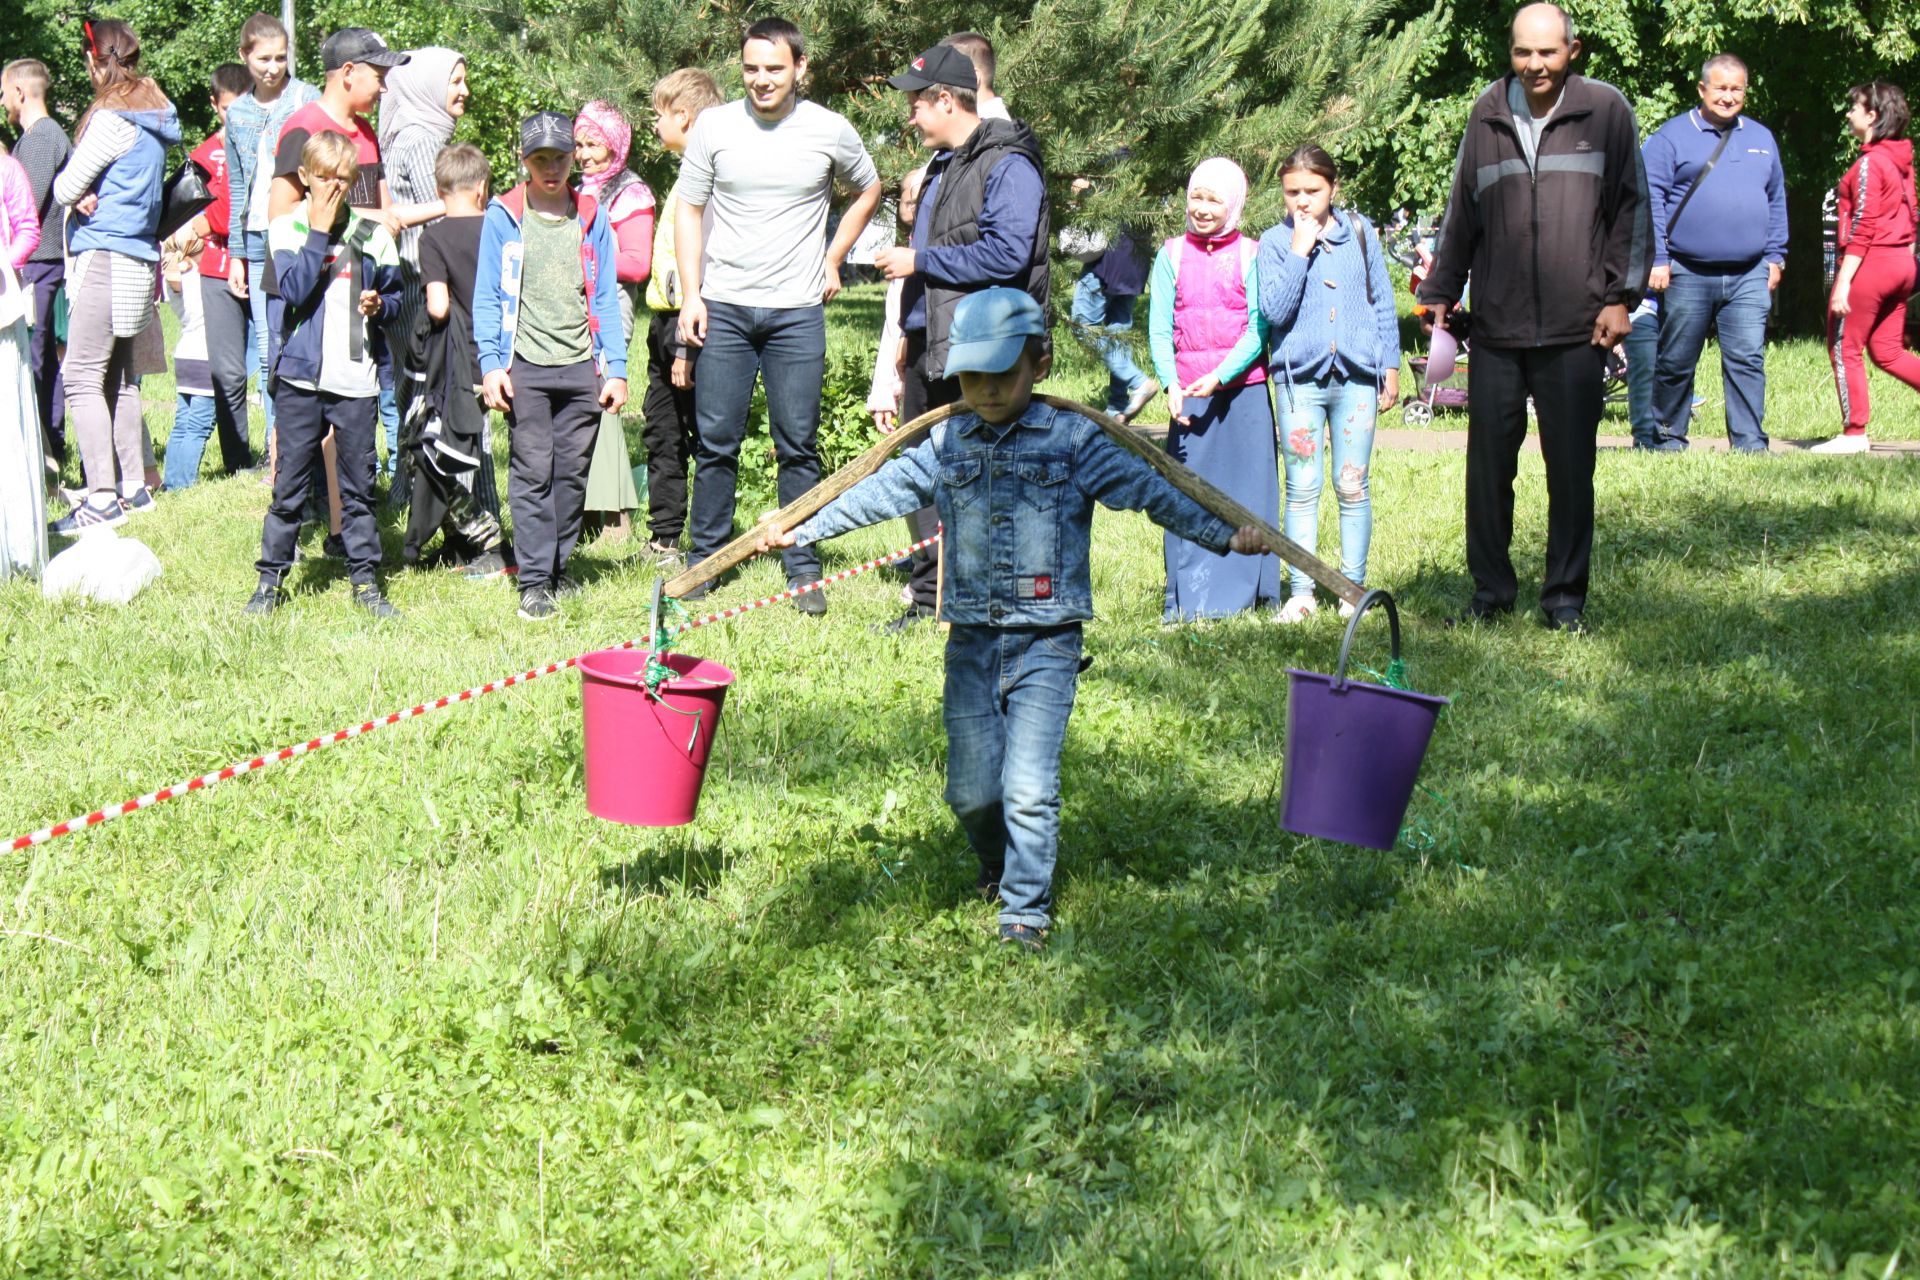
[
  {"left": 1667, "top": 123, "right": 1735, "bottom": 234},
  {"left": 1354, "top": 216, "right": 1376, "bottom": 307}
]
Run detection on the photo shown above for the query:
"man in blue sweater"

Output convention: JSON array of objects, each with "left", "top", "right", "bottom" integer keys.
[{"left": 1642, "top": 54, "right": 1787, "bottom": 453}]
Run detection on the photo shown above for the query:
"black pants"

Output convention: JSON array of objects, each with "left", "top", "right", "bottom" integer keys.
[
  {"left": 901, "top": 330, "right": 960, "bottom": 608},
  {"left": 22, "top": 261, "right": 64, "bottom": 465},
  {"left": 507, "top": 357, "right": 601, "bottom": 592},
  {"left": 201, "top": 272, "right": 256, "bottom": 472},
  {"left": 1466, "top": 342, "right": 1604, "bottom": 614},
  {"left": 258, "top": 385, "right": 381, "bottom": 585},
  {"left": 641, "top": 309, "right": 698, "bottom": 545}
]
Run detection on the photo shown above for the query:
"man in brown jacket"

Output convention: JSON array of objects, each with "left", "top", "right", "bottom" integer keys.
[{"left": 1418, "top": 2, "right": 1650, "bottom": 633}]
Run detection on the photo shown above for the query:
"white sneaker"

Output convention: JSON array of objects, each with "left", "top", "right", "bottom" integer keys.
[
  {"left": 1809, "top": 433, "right": 1870, "bottom": 454},
  {"left": 1276, "top": 595, "right": 1317, "bottom": 624},
  {"left": 1337, "top": 599, "right": 1357, "bottom": 619}
]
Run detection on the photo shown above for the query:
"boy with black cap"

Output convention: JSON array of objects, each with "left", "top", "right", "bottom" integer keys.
[
  {"left": 473, "top": 112, "right": 629, "bottom": 621},
  {"left": 873, "top": 42, "right": 1049, "bottom": 632},
  {"left": 763, "top": 288, "right": 1263, "bottom": 949}
]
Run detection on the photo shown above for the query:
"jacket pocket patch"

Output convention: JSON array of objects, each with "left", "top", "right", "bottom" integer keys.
[{"left": 1017, "top": 575, "right": 1053, "bottom": 600}]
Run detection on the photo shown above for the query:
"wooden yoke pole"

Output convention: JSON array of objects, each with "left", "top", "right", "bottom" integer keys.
[
  {"left": 663, "top": 393, "right": 1363, "bottom": 608},
  {"left": 661, "top": 402, "right": 965, "bottom": 598}
]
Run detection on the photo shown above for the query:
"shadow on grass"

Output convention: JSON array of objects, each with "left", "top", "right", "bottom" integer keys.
[{"left": 533, "top": 457, "right": 1920, "bottom": 1270}]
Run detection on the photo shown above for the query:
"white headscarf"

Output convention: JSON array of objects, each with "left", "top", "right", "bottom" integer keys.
[
  {"left": 378, "top": 46, "right": 463, "bottom": 153},
  {"left": 1186, "top": 156, "right": 1249, "bottom": 237}
]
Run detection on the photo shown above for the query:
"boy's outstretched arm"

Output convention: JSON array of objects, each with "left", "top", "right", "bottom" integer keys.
[
  {"left": 774, "top": 436, "right": 942, "bottom": 551},
  {"left": 1075, "top": 427, "right": 1240, "bottom": 554}
]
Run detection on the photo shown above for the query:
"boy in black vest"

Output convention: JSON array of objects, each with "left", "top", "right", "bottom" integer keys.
[{"left": 874, "top": 43, "right": 1049, "bottom": 631}]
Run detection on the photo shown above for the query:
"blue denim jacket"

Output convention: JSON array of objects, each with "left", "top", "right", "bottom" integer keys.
[{"left": 793, "top": 401, "right": 1235, "bottom": 625}]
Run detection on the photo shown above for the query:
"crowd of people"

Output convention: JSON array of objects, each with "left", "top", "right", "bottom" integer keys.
[
  {"left": 0, "top": 2, "right": 1914, "bottom": 634},
  {"left": 2, "top": 2, "right": 1916, "bottom": 943}
]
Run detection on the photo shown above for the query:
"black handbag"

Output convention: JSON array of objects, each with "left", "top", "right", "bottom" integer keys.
[{"left": 156, "top": 158, "right": 214, "bottom": 241}]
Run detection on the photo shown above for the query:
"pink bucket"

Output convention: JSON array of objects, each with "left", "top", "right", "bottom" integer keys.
[{"left": 578, "top": 649, "right": 735, "bottom": 826}]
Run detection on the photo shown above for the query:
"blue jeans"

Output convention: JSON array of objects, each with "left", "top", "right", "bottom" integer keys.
[
  {"left": 379, "top": 383, "right": 399, "bottom": 476},
  {"left": 1279, "top": 375, "right": 1377, "bottom": 599},
  {"left": 689, "top": 300, "right": 825, "bottom": 581},
  {"left": 1653, "top": 261, "right": 1771, "bottom": 452},
  {"left": 246, "top": 249, "right": 276, "bottom": 444},
  {"left": 1070, "top": 272, "right": 1148, "bottom": 414},
  {"left": 1625, "top": 306, "right": 1661, "bottom": 449},
  {"left": 162, "top": 394, "right": 216, "bottom": 490},
  {"left": 943, "top": 623, "right": 1083, "bottom": 930}
]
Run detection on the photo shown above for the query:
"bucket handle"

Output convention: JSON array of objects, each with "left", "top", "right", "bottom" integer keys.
[{"left": 1333, "top": 589, "right": 1401, "bottom": 691}]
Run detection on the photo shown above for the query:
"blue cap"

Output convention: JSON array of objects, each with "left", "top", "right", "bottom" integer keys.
[{"left": 943, "top": 288, "right": 1046, "bottom": 378}]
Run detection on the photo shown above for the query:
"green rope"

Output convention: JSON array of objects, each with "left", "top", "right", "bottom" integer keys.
[{"left": 643, "top": 596, "right": 707, "bottom": 753}]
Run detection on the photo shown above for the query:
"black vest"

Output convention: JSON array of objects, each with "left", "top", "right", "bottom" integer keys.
[{"left": 922, "top": 118, "right": 1051, "bottom": 372}]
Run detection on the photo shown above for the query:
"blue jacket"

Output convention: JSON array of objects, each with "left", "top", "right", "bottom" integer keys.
[
  {"left": 1644, "top": 110, "right": 1787, "bottom": 270},
  {"left": 266, "top": 207, "right": 403, "bottom": 391},
  {"left": 67, "top": 106, "right": 180, "bottom": 261},
  {"left": 1256, "top": 210, "right": 1399, "bottom": 385},
  {"left": 472, "top": 185, "right": 626, "bottom": 380},
  {"left": 792, "top": 400, "right": 1233, "bottom": 626}
]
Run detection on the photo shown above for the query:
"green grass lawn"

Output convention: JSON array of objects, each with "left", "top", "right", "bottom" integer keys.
[{"left": 6, "top": 285, "right": 1920, "bottom": 1275}]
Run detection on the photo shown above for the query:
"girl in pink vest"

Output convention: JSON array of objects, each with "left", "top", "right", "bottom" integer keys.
[{"left": 1146, "top": 156, "right": 1279, "bottom": 620}]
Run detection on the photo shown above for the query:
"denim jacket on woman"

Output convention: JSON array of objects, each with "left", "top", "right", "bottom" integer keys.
[{"left": 792, "top": 401, "right": 1233, "bottom": 626}]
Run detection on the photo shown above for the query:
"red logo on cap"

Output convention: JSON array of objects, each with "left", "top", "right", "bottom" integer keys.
[{"left": 913, "top": 57, "right": 925, "bottom": 70}]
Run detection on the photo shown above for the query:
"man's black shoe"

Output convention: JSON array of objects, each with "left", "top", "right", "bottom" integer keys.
[
  {"left": 1544, "top": 606, "right": 1587, "bottom": 634},
  {"left": 353, "top": 583, "right": 402, "bottom": 620},
  {"left": 876, "top": 602, "right": 936, "bottom": 634},
  {"left": 242, "top": 583, "right": 283, "bottom": 616}
]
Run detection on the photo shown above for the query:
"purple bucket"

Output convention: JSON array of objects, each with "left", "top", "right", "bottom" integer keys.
[{"left": 1281, "top": 591, "right": 1449, "bottom": 850}]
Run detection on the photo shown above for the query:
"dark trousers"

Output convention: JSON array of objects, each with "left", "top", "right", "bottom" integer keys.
[
  {"left": 689, "top": 300, "right": 825, "bottom": 582},
  {"left": 200, "top": 272, "right": 256, "bottom": 472},
  {"left": 258, "top": 386, "right": 381, "bottom": 585},
  {"left": 901, "top": 330, "right": 960, "bottom": 608},
  {"left": 1466, "top": 342, "right": 1604, "bottom": 615},
  {"left": 506, "top": 357, "right": 602, "bottom": 592},
  {"left": 22, "top": 261, "right": 64, "bottom": 466},
  {"left": 641, "top": 309, "right": 698, "bottom": 545}
]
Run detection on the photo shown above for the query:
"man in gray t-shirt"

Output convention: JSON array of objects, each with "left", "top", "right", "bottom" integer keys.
[{"left": 673, "top": 16, "right": 882, "bottom": 607}]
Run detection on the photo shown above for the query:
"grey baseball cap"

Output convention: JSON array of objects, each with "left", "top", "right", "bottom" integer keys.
[
  {"left": 320, "top": 29, "right": 410, "bottom": 72},
  {"left": 520, "top": 111, "right": 574, "bottom": 155}
]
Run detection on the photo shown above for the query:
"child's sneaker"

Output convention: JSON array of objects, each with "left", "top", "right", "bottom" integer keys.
[
  {"left": 518, "top": 586, "right": 558, "bottom": 621},
  {"left": 51, "top": 494, "right": 127, "bottom": 536},
  {"left": 999, "top": 921, "right": 1047, "bottom": 952},
  {"left": 242, "top": 582, "right": 284, "bottom": 616},
  {"left": 120, "top": 486, "right": 157, "bottom": 515},
  {"left": 1337, "top": 598, "right": 1358, "bottom": 620},
  {"left": 352, "top": 584, "right": 401, "bottom": 620},
  {"left": 1276, "top": 595, "right": 1317, "bottom": 624},
  {"left": 461, "top": 548, "right": 511, "bottom": 580}
]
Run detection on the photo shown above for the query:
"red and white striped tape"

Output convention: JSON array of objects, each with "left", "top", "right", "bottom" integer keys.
[{"left": 7, "top": 532, "right": 942, "bottom": 853}]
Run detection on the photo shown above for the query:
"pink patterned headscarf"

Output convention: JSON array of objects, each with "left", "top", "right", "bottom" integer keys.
[
  {"left": 1186, "top": 156, "right": 1248, "bottom": 237},
  {"left": 574, "top": 101, "right": 632, "bottom": 198}
]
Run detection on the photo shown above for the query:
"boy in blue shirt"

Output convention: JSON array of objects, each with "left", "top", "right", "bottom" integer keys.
[
  {"left": 247, "top": 132, "right": 403, "bottom": 619},
  {"left": 765, "top": 289, "right": 1262, "bottom": 949}
]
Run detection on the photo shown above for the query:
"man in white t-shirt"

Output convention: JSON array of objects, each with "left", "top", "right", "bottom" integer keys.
[{"left": 674, "top": 16, "right": 883, "bottom": 610}]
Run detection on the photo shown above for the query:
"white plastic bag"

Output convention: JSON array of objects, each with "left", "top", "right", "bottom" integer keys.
[{"left": 43, "top": 532, "right": 163, "bottom": 605}]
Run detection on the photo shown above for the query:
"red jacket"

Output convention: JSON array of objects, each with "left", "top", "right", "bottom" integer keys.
[
  {"left": 189, "top": 131, "right": 231, "bottom": 278},
  {"left": 1837, "top": 137, "right": 1915, "bottom": 258}
]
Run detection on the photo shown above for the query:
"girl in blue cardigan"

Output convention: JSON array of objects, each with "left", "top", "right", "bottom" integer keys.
[{"left": 1256, "top": 145, "right": 1400, "bottom": 622}]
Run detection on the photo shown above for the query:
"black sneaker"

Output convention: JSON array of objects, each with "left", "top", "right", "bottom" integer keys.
[
  {"left": 876, "top": 602, "right": 936, "bottom": 635},
  {"left": 322, "top": 533, "right": 346, "bottom": 559},
  {"left": 352, "top": 583, "right": 401, "bottom": 620},
  {"left": 518, "top": 586, "right": 558, "bottom": 621},
  {"left": 789, "top": 578, "right": 827, "bottom": 616},
  {"left": 999, "top": 921, "right": 1047, "bottom": 952},
  {"left": 242, "top": 583, "right": 283, "bottom": 616},
  {"left": 461, "top": 548, "right": 510, "bottom": 580},
  {"left": 553, "top": 572, "right": 583, "bottom": 600}
]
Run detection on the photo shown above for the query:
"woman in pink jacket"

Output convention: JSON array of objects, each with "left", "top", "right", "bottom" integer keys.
[
  {"left": 1146, "top": 156, "right": 1279, "bottom": 621},
  {"left": 1823, "top": 80, "right": 1920, "bottom": 454},
  {"left": 1, "top": 145, "right": 47, "bottom": 578}
]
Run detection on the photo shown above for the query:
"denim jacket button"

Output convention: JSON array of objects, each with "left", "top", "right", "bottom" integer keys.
[
  {"left": 992, "top": 514, "right": 1007, "bottom": 525},
  {"left": 990, "top": 605, "right": 1005, "bottom": 619},
  {"left": 993, "top": 465, "right": 1008, "bottom": 477}
]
